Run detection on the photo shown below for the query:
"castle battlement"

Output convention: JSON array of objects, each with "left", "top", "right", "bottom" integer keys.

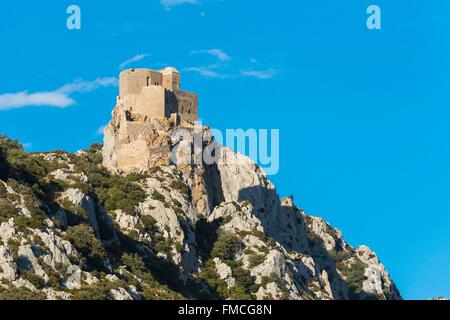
[{"left": 119, "top": 67, "right": 198, "bottom": 125}]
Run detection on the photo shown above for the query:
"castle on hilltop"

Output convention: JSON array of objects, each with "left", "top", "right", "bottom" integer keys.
[{"left": 118, "top": 67, "right": 198, "bottom": 125}]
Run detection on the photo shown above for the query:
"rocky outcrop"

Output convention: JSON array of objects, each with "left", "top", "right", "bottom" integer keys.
[
  {"left": 0, "top": 245, "right": 17, "bottom": 281},
  {"left": 0, "top": 106, "right": 402, "bottom": 300},
  {"left": 61, "top": 188, "right": 99, "bottom": 236}
]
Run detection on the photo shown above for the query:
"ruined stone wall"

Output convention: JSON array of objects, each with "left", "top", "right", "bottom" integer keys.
[
  {"left": 119, "top": 67, "right": 198, "bottom": 124},
  {"left": 119, "top": 69, "right": 163, "bottom": 96},
  {"left": 174, "top": 90, "right": 198, "bottom": 124}
]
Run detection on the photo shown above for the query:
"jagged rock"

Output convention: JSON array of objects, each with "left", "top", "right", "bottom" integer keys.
[
  {"left": 12, "top": 278, "right": 38, "bottom": 292},
  {"left": 0, "top": 245, "right": 17, "bottom": 281},
  {"left": 43, "top": 288, "right": 72, "bottom": 300},
  {"left": 110, "top": 287, "right": 133, "bottom": 300},
  {"left": 213, "top": 258, "right": 235, "bottom": 288},
  {"left": 126, "top": 285, "right": 142, "bottom": 300},
  {"left": 55, "top": 208, "right": 68, "bottom": 230},
  {"left": 0, "top": 219, "right": 16, "bottom": 245},
  {"left": 255, "top": 282, "right": 286, "bottom": 300},
  {"left": 32, "top": 230, "right": 74, "bottom": 267},
  {"left": 61, "top": 188, "right": 100, "bottom": 236},
  {"left": 252, "top": 250, "right": 286, "bottom": 279},
  {"left": 17, "top": 245, "right": 49, "bottom": 282},
  {"left": 105, "top": 274, "right": 120, "bottom": 282},
  {"left": 65, "top": 266, "right": 82, "bottom": 290},
  {"left": 0, "top": 179, "right": 14, "bottom": 193},
  {"left": 356, "top": 245, "right": 401, "bottom": 300},
  {"left": 115, "top": 210, "right": 139, "bottom": 233},
  {"left": 309, "top": 216, "right": 344, "bottom": 252}
]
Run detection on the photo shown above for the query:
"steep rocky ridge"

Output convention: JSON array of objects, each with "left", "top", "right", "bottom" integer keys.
[{"left": 0, "top": 102, "right": 401, "bottom": 300}]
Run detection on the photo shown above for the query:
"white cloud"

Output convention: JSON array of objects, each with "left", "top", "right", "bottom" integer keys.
[
  {"left": 240, "top": 69, "right": 277, "bottom": 79},
  {"left": 187, "top": 49, "right": 277, "bottom": 80},
  {"left": 161, "top": 0, "right": 197, "bottom": 9},
  {"left": 57, "top": 78, "right": 118, "bottom": 94},
  {"left": 184, "top": 67, "right": 231, "bottom": 79},
  {"left": 0, "top": 77, "right": 118, "bottom": 111},
  {"left": 191, "top": 49, "right": 231, "bottom": 62},
  {"left": 185, "top": 65, "right": 277, "bottom": 80},
  {"left": 0, "top": 92, "right": 75, "bottom": 111},
  {"left": 119, "top": 53, "right": 151, "bottom": 70}
]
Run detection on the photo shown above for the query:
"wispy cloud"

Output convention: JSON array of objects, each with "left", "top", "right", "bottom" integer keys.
[
  {"left": 96, "top": 125, "right": 106, "bottom": 136},
  {"left": 0, "top": 92, "right": 75, "bottom": 111},
  {"left": 57, "top": 78, "right": 118, "bottom": 94},
  {"left": 119, "top": 53, "right": 151, "bottom": 70},
  {"left": 186, "top": 48, "right": 277, "bottom": 80},
  {"left": 184, "top": 66, "right": 231, "bottom": 79},
  {"left": 191, "top": 49, "right": 231, "bottom": 62},
  {"left": 0, "top": 78, "right": 118, "bottom": 111},
  {"left": 240, "top": 69, "right": 277, "bottom": 80},
  {"left": 161, "top": 0, "right": 198, "bottom": 10}
]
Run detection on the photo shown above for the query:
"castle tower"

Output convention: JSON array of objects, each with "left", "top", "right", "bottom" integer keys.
[
  {"left": 161, "top": 67, "right": 180, "bottom": 91},
  {"left": 118, "top": 67, "right": 198, "bottom": 125}
]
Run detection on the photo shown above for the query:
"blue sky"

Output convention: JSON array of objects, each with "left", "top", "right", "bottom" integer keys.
[{"left": 0, "top": 0, "right": 449, "bottom": 299}]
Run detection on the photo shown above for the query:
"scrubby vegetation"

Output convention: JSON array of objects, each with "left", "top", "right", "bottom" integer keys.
[
  {"left": 0, "top": 135, "right": 398, "bottom": 301},
  {"left": 65, "top": 224, "right": 107, "bottom": 271},
  {"left": 0, "top": 284, "right": 46, "bottom": 300},
  {"left": 197, "top": 230, "right": 259, "bottom": 300}
]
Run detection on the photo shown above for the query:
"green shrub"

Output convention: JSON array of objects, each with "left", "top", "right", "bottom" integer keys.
[
  {"left": 221, "top": 215, "right": 233, "bottom": 225},
  {"left": 65, "top": 224, "right": 106, "bottom": 271},
  {"left": 0, "top": 182, "right": 7, "bottom": 195},
  {"left": 198, "top": 260, "right": 229, "bottom": 299},
  {"left": 14, "top": 215, "right": 46, "bottom": 232},
  {"left": 211, "top": 231, "right": 241, "bottom": 261},
  {"left": 122, "top": 253, "right": 146, "bottom": 275},
  {"left": 258, "top": 246, "right": 270, "bottom": 254},
  {"left": 19, "top": 271, "right": 45, "bottom": 289},
  {"left": 0, "top": 285, "right": 45, "bottom": 300},
  {"left": 169, "top": 180, "right": 189, "bottom": 194},
  {"left": 104, "top": 184, "right": 144, "bottom": 216},
  {"left": 141, "top": 215, "right": 159, "bottom": 236},
  {"left": 154, "top": 239, "right": 173, "bottom": 255},
  {"left": 70, "top": 284, "right": 112, "bottom": 300},
  {"left": 338, "top": 259, "right": 367, "bottom": 299},
  {"left": 232, "top": 265, "right": 258, "bottom": 295},
  {"left": 260, "top": 272, "right": 281, "bottom": 289},
  {"left": 228, "top": 285, "right": 253, "bottom": 300},
  {"left": 151, "top": 190, "right": 165, "bottom": 202},
  {"left": 0, "top": 136, "right": 60, "bottom": 186},
  {"left": 125, "top": 173, "right": 148, "bottom": 182},
  {"left": 0, "top": 201, "right": 16, "bottom": 223},
  {"left": 248, "top": 254, "right": 265, "bottom": 268},
  {"left": 172, "top": 199, "right": 182, "bottom": 208},
  {"left": 141, "top": 281, "right": 185, "bottom": 300}
]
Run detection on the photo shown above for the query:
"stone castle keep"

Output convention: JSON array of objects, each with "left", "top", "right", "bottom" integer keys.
[
  {"left": 118, "top": 67, "right": 198, "bottom": 125},
  {"left": 103, "top": 67, "right": 200, "bottom": 173}
]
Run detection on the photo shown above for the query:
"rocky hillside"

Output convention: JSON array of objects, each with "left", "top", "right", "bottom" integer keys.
[{"left": 0, "top": 105, "right": 401, "bottom": 300}]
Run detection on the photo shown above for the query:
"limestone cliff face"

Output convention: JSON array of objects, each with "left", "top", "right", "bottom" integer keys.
[
  {"left": 0, "top": 104, "right": 401, "bottom": 299},
  {"left": 99, "top": 101, "right": 401, "bottom": 300}
]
